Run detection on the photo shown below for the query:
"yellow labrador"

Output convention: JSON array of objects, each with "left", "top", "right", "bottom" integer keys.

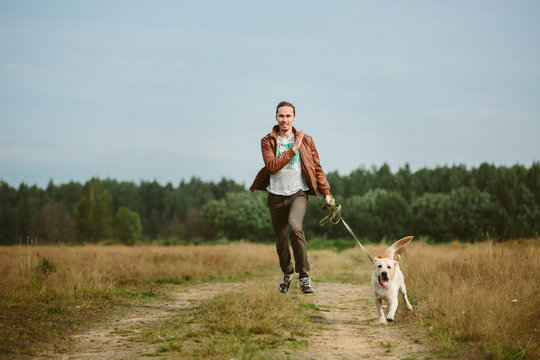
[{"left": 371, "top": 236, "right": 413, "bottom": 324}]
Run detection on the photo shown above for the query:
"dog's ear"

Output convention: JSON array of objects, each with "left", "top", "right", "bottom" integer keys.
[
  {"left": 383, "top": 236, "right": 414, "bottom": 259},
  {"left": 396, "top": 247, "right": 406, "bottom": 257},
  {"left": 395, "top": 254, "right": 401, "bottom": 264}
]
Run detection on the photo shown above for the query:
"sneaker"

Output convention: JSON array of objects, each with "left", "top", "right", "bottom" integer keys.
[
  {"left": 298, "top": 275, "right": 314, "bottom": 294},
  {"left": 279, "top": 272, "right": 294, "bottom": 293}
]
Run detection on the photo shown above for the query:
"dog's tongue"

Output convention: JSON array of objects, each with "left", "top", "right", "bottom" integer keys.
[{"left": 380, "top": 279, "right": 389, "bottom": 287}]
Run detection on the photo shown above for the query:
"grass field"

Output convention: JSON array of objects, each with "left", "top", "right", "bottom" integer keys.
[{"left": 0, "top": 239, "right": 538, "bottom": 359}]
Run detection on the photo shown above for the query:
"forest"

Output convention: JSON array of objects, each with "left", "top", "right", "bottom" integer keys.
[{"left": 0, "top": 162, "right": 538, "bottom": 245}]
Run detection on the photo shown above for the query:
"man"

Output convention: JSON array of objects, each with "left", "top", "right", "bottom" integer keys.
[{"left": 250, "top": 101, "right": 333, "bottom": 294}]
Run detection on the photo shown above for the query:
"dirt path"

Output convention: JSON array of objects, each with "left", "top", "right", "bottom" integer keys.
[
  {"left": 36, "top": 283, "right": 242, "bottom": 360},
  {"left": 37, "top": 282, "right": 429, "bottom": 359},
  {"left": 294, "top": 282, "right": 427, "bottom": 359}
]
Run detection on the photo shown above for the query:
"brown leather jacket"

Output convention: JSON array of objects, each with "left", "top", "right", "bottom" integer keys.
[{"left": 249, "top": 125, "right": 331, "bottom": 198}]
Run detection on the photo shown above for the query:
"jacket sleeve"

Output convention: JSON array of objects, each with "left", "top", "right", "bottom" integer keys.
[
  {"left": 261, "top": 135, "right": 296, "bottom": 174},
  {"left": 308, "top": 138, "right": 331, "bottom": 196}
]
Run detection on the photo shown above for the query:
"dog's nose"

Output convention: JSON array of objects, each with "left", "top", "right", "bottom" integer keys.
[{"left": 382, "top": 271, "right": 387, "bottom": 277}]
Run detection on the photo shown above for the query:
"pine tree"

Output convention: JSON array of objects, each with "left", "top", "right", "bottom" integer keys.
[{"left": 75, "top": 178, "right": 113, "bottom": 242}]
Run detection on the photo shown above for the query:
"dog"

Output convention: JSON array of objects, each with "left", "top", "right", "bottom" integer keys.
[{"left": 371, "top": 236, "right": 413, "bottom": 324}]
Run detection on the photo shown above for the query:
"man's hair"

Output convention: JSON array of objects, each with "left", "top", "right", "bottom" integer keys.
[{"left": 276, "top": 101, "right": 295, "bottom": 116}]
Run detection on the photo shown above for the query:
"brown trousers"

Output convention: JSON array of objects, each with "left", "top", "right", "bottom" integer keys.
[{"left": 267, "top": 190, "right": 310, "bottom": 275}]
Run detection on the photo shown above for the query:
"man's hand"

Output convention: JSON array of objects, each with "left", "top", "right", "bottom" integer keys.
[
  {"left": 325, "top": 194, "right": 334, "bottom": 205},
  {"left": 292, "top": 130, "right": 305, "bottom": 152}
]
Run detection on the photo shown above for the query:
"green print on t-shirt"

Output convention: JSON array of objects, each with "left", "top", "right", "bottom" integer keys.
[{"left": 276, "top": 142, "right": 300, "bottom": 170}]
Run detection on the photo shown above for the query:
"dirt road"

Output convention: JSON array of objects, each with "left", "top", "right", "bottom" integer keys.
[
  {"left": 37, "top": 282, "right": 429, "bottom": 359},
  {"left": 294, "top": 282, "right": 427, "bottom": 359}
]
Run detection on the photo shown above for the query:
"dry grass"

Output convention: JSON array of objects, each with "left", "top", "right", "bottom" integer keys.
[
  {"left": 0, "top": 242, "right": 279, "bottom": 357},
  {"left": 1, "top": 240, "right": 538, "bottom": 359},
  {"left": 309, "top": 247, "right": 371, "bottom": 283},
  {"left": 140, "top": 282, "right": 313, "bottom": 359},
  {"left": 403, "top": 239, "right": 540, "bottom": 359}
]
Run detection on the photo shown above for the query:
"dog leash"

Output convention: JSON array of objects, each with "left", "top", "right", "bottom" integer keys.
[{"left": 320, "top": 197, "right": 375, "bottom": 264}]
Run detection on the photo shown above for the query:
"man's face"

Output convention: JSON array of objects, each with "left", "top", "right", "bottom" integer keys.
[{"left": 276, "top": 106, "right": 296, "bottom": 133}]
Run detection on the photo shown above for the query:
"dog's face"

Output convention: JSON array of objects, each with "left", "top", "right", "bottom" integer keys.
[{"left": 373, "top": 256, "right": 399, "bottom": 287}]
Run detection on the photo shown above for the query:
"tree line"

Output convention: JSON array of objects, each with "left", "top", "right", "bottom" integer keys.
[{"left": 0, "top": 162, "right": 538, "bottom": 245}]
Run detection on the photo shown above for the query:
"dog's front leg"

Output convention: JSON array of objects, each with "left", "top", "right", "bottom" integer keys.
[
  {"left": 374, "top": 296, "right": 387, "bottom": 324},
  {"left": 386, "top": 295, "right": 398, "bottom": 322}
]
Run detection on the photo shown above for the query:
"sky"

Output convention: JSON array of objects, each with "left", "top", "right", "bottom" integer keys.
[{"left": 1, "top": 1, "right": 539, "bottom": 189}]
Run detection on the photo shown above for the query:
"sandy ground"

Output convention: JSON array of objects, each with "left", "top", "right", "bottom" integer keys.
[{"left": 36, "top": 282, "right": 430, "bottom": 360}]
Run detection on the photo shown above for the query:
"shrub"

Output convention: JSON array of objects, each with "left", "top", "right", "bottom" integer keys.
[{"left": 114, "top": 207, "right": 142, "bottom": 245}]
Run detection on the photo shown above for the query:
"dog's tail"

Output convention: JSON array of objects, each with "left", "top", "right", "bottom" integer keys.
[{"left": 383, "top": 236, "right": 413, "bottom": 259}]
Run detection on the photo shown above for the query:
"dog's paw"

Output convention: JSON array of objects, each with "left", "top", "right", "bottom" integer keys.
[
  {"left": 386, "top": 318, "right": 394, "bottom": 323},
  {"left": 378, "top": 318, "right": 387, "bottom": 325},
  {"left": 407, "top": 304, "right": 413, "bottom": 311}
]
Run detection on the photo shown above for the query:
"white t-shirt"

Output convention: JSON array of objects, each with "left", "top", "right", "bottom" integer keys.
[{"left": 266, "top": 134, "right": 309, "bottom": 196}]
